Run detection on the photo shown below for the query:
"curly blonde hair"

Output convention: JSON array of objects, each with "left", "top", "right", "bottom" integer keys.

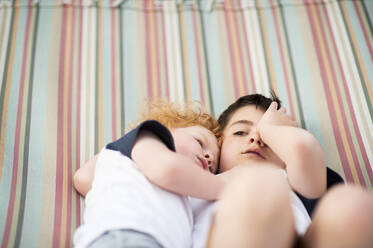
[{"left": 132, "top": 100, "right": 219, "bottom": 136}]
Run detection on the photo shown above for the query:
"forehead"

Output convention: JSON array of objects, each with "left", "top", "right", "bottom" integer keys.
[
  {"left": 185, "top": 126, "right": 216, "bottom": 141},
  {"left": 226, "top": 105, "right": 265, "bottom": 127}
]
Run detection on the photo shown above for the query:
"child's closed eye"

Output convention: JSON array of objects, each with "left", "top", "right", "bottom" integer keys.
[{"left": 195, "top": 138, "right": 203, "bottom": 146}]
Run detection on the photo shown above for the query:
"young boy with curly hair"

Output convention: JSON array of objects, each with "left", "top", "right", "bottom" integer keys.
[{"left": 73, "top": 101, "right": 224, "bottom": 248}]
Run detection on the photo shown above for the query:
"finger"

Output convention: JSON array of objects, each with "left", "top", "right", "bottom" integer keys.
[
  {"left": 269, "top": 101, "right": 278, "bottom": 111},
  {"left": 279, "top": 107, "right": 286, "bottom": 113}
]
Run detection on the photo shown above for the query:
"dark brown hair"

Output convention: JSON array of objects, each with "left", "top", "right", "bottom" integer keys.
[{"left": 217, "top": 91, "right": 282, "bottom": 139}]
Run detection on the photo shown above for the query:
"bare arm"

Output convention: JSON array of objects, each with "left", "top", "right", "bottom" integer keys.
[
  {"left": 258, "top": 102, "right": 326, "bottom": 199},
  {"left": 132, "top": 131, "right": 224, "bottom": 200},
  {"left": 74, "top": 154, "right": 98, "bottom": 196}
]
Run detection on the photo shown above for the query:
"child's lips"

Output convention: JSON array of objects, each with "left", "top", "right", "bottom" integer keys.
[
  {"left": 241, "top": 149, "right": 265, "bottom": 160},
  {"left": 197, "top": 157, "right": 208, "bottom": 170}
]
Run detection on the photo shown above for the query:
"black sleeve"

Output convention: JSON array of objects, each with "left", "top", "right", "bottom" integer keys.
[
  {"left": 106, "top": 120, "right": 175, "bottom": 158},
  {"left": 297, "top": 167, "right": 344, "bottom": 217}
]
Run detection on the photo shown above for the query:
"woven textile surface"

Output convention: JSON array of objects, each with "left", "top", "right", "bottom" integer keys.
[{"left": 0, "top": 0, "right": 372, "bottom": 247}]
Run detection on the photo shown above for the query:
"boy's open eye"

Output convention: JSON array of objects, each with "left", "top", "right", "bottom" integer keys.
[{"left": 233, "top": 131, "right": 247, "bottom": 136}]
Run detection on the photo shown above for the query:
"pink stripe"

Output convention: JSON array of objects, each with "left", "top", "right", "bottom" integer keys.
[
  {"left": 223, "top": 2, "right": 240, "bottom": 99},
  {"left": 2, "top": 1, "right": 33, "bottom": 247},
  {"left": 304, "top": 0, "right": 354, "bottom": 182},
  {"left": 75, "top": 0, "right": 83, "bottom": 228},
  {"left": 353, "top": 1, "right": 373, "bottom": 62},
  {"left": 53, "top": 6, "right": 67, "bottom": 246},
  {"left": 232, "top": 8, "right": 248, "bottom": 95},
  {"left": 239, "top": 9, "right": 256, "bottom": 93},
  {"left": 161, "top": 9, "right": 170, "bottom": 100},
  {"left": 191, "top": 6, "right": 205, "bottom": 105},
  {"left": 154, "top": 10, "right": 162, "bottom": 98},
  {"left": 322, "top": 4, "right": 372, "bottom": 185},
  {"left": 66, "top": 5, "right": 76, "bottom": 246},
  {"left": 111, "top": 9, "right": 117, "bottom": 140},
  {"left": 270, "top": 0, "right": 295, "bottom": 119},
  {"left": 144, "top": 1, "right": 153, "bottom": 98},
  {"left": 316, "top": 3, "right": 366, "bottom": 186}
]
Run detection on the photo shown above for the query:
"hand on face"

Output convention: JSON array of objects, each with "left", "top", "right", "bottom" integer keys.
[
  {"left": 257, "top": 102, "right": 298, "bottom": 135},
  {"left": 219, "top": 104, "right": 286, "bottom": 173}
]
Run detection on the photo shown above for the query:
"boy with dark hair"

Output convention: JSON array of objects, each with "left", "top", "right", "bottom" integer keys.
[
  {"left": 217, "top": 93, "right": 343, "bottom": 216},
  {"left": 208, "top": 93, "right": 373, "bottom": 248}
]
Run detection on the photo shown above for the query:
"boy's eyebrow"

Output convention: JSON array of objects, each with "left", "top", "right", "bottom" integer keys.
[{"left": 228, "top": 120, "right": 254, "bottom": 128}]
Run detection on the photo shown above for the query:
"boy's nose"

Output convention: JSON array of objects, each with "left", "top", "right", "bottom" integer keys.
[
  {"left": 204, "top": 152, "right": 214, "bottom": 165},
  {"left": 249, "top": 131, "right": 265, "bottom": 147}
]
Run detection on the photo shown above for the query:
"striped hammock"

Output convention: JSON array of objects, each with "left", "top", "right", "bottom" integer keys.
[{"left": 0, "top": 0, "right": 372, "bottom": 247}]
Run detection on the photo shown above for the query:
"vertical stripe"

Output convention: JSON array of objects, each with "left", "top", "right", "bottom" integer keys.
[
  {"left": 0, "top": 7, "right": 12, "bottom": 95},
  {"left": 270, "top": 0, "right": 295, "bottom": 118},
  {"left": 19, "top": 6, "right": 50, "bottom": 247},
  {"left": 277, "top": 0, "right": 305, "bottom": 127},
  {"left": 0, "top": 5, "right": 16, "bottom": 184},
  {"left": 119, "top": 8, "right": 125, "bottom": 133},
  {"left": 95, "top": 4, "right": 101, "bottom": 153},
  {"left": 38, "top": 6, "right": 60, "bottom": 247},
  {"left": 15, "top": 4, "right": 39, "bottom": 247},
  {"left": 150, "top": 3, "right": 159, "bottom": 99},
  {"left": 176, "top": 4, "right": 186, "bottom": 103},
  {"left": 354, "top": 1, "right": 373, "bottom": 62},
  {"left": 196, "top": 6, "right": 214, "bottom": 115},
  {"left": 361, "top": 0, "right": 373, "bottom": 63},
  {"left": 144, "top": 0, "right": 153, "bottom": 98},
  {"left": 153, "top": 8, "right": 162, "bottom": 99},
  {"left": 179, "top": 6, "right": 192, "bottom": 101},
  {"left": 329, "top": 0, "right": 373, "bottom": 171},
  {"left": 321, "top": 2, "right": 369, "bottom": 186},
  {"left": 256, "top": 0, "right": 275, "bottom": 93},
  {"left": 223, "top": 1, "right": 240, "bottom": 98},
  {"left": 53, "top": 6, "right": 67, "bottom": 247},
  {"left": 75, "top": 0, "right": 83, "bottom": 229},
  {"left": 325, "top": 1, "right": 373, "bottom": 185},
  {"left": 111, "top": 8, "right": 117, "bottom": 140},
  {"left": 160, "top": 8, "right": 170, "bottom": 100},
  {"left": 65, "top": 3, "right": 76, "bottom": 246},
  {"left": 232, "top": 6, "right": 249, "bottom": 95},
  {"left": 191, "top": 6, "right": 206, "bottom": 104},
  {"left": 239, "top": 3, "right": 256, "bottom": 94},
  {"left": 202, "top": 9, "right": 226, "bottom": 116},
  {"left": 305, "top": 0, "right": 360, "bottom": 184},
  {"left": 2, "top": 1, "right": 33, "bottom": 246},
  {"left": 340, "top": 1, "right": 373, "bottom": 120}
]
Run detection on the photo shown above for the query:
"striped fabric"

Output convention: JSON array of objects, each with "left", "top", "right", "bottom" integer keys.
[{"left": 0, "top": 0, "right": 372, "bottom": 247}]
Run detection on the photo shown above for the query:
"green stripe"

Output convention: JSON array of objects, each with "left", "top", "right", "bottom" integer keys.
[
  {"left": 198, "top": 8, "right": 214, "bottom": 116},
  {"left": 15, "top": 6, "right": 39, "bottom": 247},
  {"left": 256, "top": 0, "right": 273, "bottom": 92},
  {"left": 337, "top": 1, "right": 373, "bottom": 122},
  {"left": 278, "top": 0, "right": 305, "bottom": 128},
  {"left": 0, "top": 8, "right": 15, "bottom": 143}
]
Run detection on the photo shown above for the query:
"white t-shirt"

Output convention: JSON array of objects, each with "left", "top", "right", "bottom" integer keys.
[
  {"left": 187, "top": 169, "right": 312, "bottom": 248},
  {"left": 74, "top": 148, "right": 194, "bottom": 248},
  {"left": 279, "top": 169, "right": 311, "bottom": 234},
  {"left": 189, "top": 198, "right": 217, "bottom": 248}
]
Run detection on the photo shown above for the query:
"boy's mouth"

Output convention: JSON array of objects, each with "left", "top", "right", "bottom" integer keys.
[
  {"left": 241, "top": 149, "right": 265, "bottom": 160},
  {"left": 197, "top": 157, "right": 208, "bottom": 170}
]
